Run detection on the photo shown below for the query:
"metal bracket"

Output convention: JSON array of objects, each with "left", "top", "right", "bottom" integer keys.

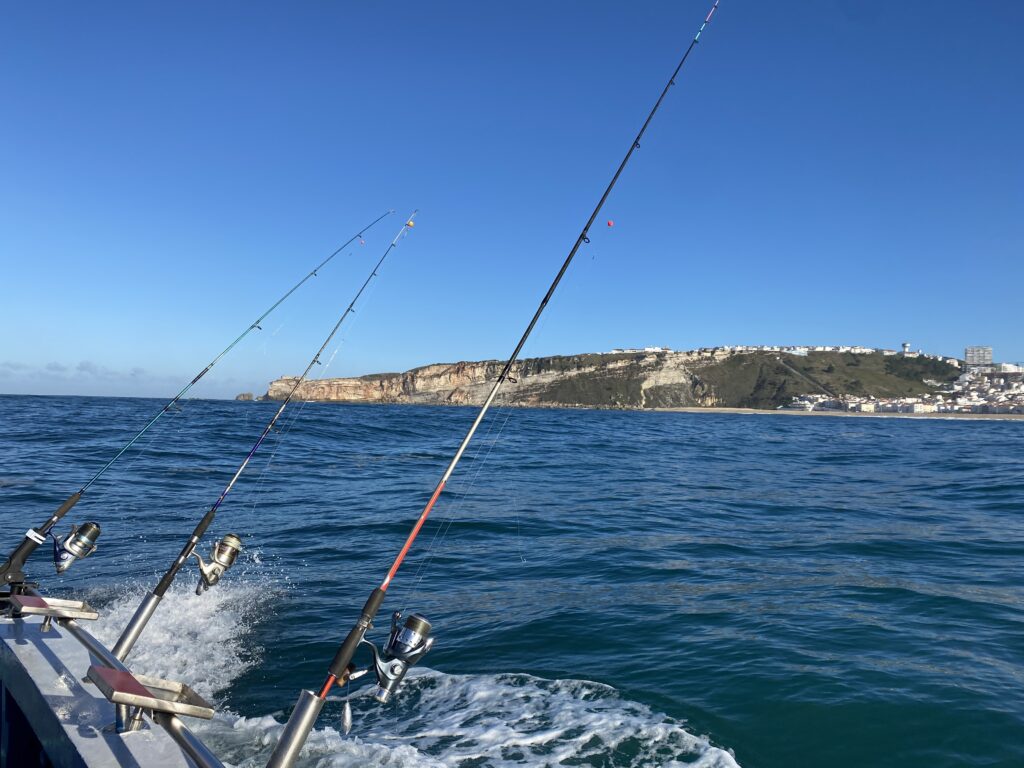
[
  {"left": 8, "top": 594, "right": 99, "bottom": 621},
  {"left": 86, "top": 665, "right": 215, "bottom": 720}
]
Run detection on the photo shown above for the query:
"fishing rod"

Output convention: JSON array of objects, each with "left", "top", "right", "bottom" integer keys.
[
  {"left": 110, "top": 212, "right": 418, "bottom": 664},
  {"left": 0, "top": 210, "right": 393, "bottom": 590},
  {"left": 267, "top": 3, "right": 721, "bottom": 765}
]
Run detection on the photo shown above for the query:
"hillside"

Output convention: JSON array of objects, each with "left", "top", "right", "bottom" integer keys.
[{"left": 262, "top": 350, "right": 960, "bottom": 410}]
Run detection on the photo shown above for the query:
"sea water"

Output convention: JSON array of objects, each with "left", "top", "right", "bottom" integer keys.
[{"left": 0, "top": 394, "right": 1021, "bottom": 767}]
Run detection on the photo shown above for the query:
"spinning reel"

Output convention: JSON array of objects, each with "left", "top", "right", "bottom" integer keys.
[
  {"left": 335, "top": 611, "right": 435, "bottom": 734},
  {"left": 361, "top": 611, "right": 435, "bottom": 703},
  {"left": 51, "top": 521, "right": 101, "bottom": 574},
  {"left": 191, "top": 533, "right": 243, "bottom": 594}
]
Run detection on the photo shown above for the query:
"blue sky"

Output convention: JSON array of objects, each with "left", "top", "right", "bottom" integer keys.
[{"left": 2, "top": 1, "right": 1021, "bottom": 398}]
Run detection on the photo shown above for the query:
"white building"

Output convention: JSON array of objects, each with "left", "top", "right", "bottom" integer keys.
[{"left": 965, "top": 346, "right": 993, "bottom": 366}]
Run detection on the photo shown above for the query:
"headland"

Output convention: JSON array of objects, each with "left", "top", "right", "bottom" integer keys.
[{"left": 254, "top": 345, "right": 1023, "bottom": 416}]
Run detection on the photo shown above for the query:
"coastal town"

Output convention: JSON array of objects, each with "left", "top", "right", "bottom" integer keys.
[
  {"left": 610, "top": 342, "right": 962, "bottom": 367},
  {"left": 608, "top": 344, "right": 1024, "bottom": 415},
  {"left": 778, "top": 345, "right": 1024, "bottom": 415}
]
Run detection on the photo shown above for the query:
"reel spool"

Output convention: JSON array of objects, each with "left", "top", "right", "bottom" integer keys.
[
  {"left": 53, "top": 522, "right": 101, "bottom": 574},
  {"left": 193, "top": 533, "right": 242, "bottom": 594}
]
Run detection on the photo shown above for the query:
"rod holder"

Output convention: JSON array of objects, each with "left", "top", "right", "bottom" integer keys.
[{"left": 265, "top": 690, "right": 325, "bottom": 768}]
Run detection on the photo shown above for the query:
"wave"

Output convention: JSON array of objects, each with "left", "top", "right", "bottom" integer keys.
[
  {"left": 0, "top": 476, "right": 34, "bottom": 488},
  {"left": 86, "top": 581, "right": 738, "bottom": 767},
  {"left": 198, "top": 670, "right": 739, "bottom": 768},
  {"left": 88, "top": 578, "right": 267, "bottom": 704}
]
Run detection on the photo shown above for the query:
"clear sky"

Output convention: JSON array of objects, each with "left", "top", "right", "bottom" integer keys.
[{"left": 2, "top": 1, "right": 1021, "bottom": 398}]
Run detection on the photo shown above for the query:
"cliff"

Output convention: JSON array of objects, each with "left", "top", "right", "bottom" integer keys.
[{"left": 262, "top": 350, "right": 961, "bottom": 410}]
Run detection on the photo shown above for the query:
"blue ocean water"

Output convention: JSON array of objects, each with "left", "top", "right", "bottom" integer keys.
[{"left": 0, "top": 394, "right": 1021, "bottom": 767}]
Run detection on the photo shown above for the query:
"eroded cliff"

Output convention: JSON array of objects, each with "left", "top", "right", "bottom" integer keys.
[
  {"left": 267, "top": 350, "right": 723, "bottom": 408},
  {"left": 263, "top": 350, "right": 959, "bottom": 410}
]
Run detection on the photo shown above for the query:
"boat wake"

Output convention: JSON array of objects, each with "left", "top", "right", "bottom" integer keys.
[
  {"left": 87, "top": 578, "right": 266, "bottom": 704},
  {"left": 201, "top": 671, "right": 739, "bottom": 768},
  {"left": 88, "top": 582, "right": 739, "bottom": 767}
]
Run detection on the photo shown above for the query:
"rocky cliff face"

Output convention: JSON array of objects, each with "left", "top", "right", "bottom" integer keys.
[
  {"left": 267, "top": 350, "right": 743, "bottom": 408},
  {"left": 263, "top": 349, "right": 960, "bottom": 410}
]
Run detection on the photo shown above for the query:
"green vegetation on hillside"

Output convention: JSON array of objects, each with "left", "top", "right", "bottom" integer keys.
[
  {"left": 520, "top": 351, "right": 960, "bottom": 410},
  {"left": 698, "top": 352, "right": 959, "bottom": 409}
]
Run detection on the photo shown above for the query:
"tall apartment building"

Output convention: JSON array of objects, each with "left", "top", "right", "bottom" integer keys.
[{"left": 965, "top": 346, "right": 993, "bottom": 366}]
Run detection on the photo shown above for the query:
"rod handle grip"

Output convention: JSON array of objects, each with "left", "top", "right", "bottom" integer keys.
[
  {"left": 49, "top": 492, "right": 83, "bottom": 529},
  {"left": 328, "top": 587, "right": 385, "bottom": 678}
]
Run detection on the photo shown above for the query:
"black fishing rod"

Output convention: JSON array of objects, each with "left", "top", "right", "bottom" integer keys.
[
  {"left": 267, "top": 4, "right": 721, "bottom": 765},
  {"left": 0, "top": 210, "right": 393, "bottom": 589},
  {"left": 111, "top": 212, "right": 418, "bottom": 662}
]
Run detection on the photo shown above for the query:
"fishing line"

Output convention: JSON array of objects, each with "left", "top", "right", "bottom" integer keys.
[
  {"left": 513, "top": 490, "right": 526, "bottom": 563},
  {"left": 400, "top": 280, "right": 560, "bottom": 609},
  {"left": 390, "top": 251, "right": 554, "bottom": 612},
  {"left": 236, "top": 243, "right": 394, "bottom": 520},
  {"left": 399, "top": 370, "right": 529, "bottom": 595},
  {"left": 121, "top": 232, "right": 388, "bottom": 571},
  {"left": 399, "top": 404, "right": 517, "bottom": 611},
  {"left": 103, "top": 400, "right": 197, "bottom": 535},
  {"left": 108, "top": 396, "right": 192, "bottom": 479},
  {"left": 237, "top": 273, "right": 358, "bottom": 514},
  {"left": 214, "top": 222, "right": 397, "bottom": 524},
  {"left": 227, "top": 257, "right": 379, "bottom": 524},
  {"left": 141, "top": 294, "right": 312, "bottom": 525},
  {"left": 238, "top": 405, "right": 304, "bottom": 519},
  {"left": 261, "top": 320, "right": 290, "bottom": 358},
  {"left": 236, "top": 366, "right": 331, "bottom": 520},
  {"left": 402, "top": 261, "right": 545, "bottom": 601}
]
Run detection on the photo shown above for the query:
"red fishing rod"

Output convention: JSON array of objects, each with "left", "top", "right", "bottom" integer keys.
[{"left": 268, "top": 4, "right": 721, "bottom": 764}]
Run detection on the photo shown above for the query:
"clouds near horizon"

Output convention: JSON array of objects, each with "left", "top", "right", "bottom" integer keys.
[{"left": 0, "top": 359, "right": 217, "bottom": 398}]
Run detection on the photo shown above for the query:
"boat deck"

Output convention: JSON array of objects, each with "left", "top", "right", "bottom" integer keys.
[{"left": 1, "top": 613, "right": 193, "bottom": 768}]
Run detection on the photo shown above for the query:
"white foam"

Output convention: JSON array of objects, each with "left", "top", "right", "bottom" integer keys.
[
  {"left": 89, "top": 579, "right": 267, "bottom": 703},
  {"left": 194, "top": 670, "right": 740, "bottom": 767},
  {"left": 86, "top": 582, "right": 739, "bottom": 767}
]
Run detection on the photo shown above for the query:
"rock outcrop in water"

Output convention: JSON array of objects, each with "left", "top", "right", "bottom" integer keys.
[{"left": 263, "top": 350, "right": 960, "bottom": 410}]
